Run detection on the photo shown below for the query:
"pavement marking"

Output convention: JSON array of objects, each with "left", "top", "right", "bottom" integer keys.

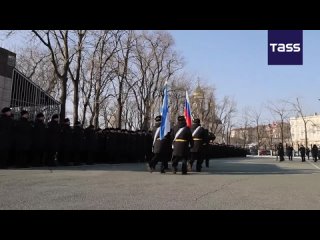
[{"left": 306, "top": 159, "right": 320, "bottom": 170}]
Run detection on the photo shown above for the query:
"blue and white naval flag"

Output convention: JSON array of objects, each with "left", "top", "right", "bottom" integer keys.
[{"left": 160, "top": 82, "right": 170, "bottom": 140}]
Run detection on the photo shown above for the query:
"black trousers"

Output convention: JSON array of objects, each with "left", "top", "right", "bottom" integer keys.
[
  {"left": 46, "top": 151, "right": 57, "bottom": 166},
  {"left": 58, "top": 150, "right": 72, "bottom": 165},
  {"left": 205, "top": 158, "right": 210, "bottom": 167},
  {"left": 15, "top": 150, "right": 28, "bottom": 168},
  {"left": 86, "top": 151, "right": 95, "bottom": 164},
  {"left": 0, "top": 150, "right": 9, "bottom": 168},
  {"left": 149, "top": 153, "right": 166, "bottom": 171},
  {"left": 172, "top": 155, "right": 188, "bottom": 174},
  {"left": 313, "top": 155, "right": 317, "bottom": 162},
  {"left": 279, "top": 155, "right": 284, "bottom": 161},
  {"left": 32, "top": 150, "right": 45, "bottom": 166},
  {"left": 301, "top": 155, "right": 306, "bottom": 162},
  {"left": 189, "top": 152, "right": 203, "bottom": 171},
  {"left": 73, "top": 151, "right": 83, "bottom": 165},
  {"left": 288, "top": 154, "right": 293, "bottom": 161}
]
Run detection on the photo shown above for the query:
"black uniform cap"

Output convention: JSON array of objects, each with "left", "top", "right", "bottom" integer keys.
[
  {"left": 155, "top": 115, "right": 162, "bottom": 122},
  {"left": 21, "top": 110, "right": 29, "bottom": 116},
  {"left": 64, "top": 118, "right": 70, "bottom": 123},
  {"left": 193, "top": 118, "right": 200, "bottom": 124},
  {"left": 178, "top": 116, "right": 185, "bottom": 122},
  {"left": 74, "top": 121, "right": 81, "bottom": 125},
  {"left": 36, "top": 113, "right": 44, "bottom": 118},
  {"left": 1, "top": 107, "right": 11, "bottom": 113}
]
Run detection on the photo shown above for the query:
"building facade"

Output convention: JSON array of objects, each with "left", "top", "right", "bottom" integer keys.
[{"left": 290, "top": 114, "right": 320, "bottom": 149}]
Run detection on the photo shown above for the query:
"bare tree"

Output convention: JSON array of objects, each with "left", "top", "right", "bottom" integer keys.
[
  {"left": 289, "top": 98, "right": 312, "bottom": 148},
  {"left": 248, "top": 107, "right": 263, "bottom": 148},
  {"left": 130, "top": 31, "right": 183, "bottom": 130},
  {"left": 32, "top": 30, "right": 76, "bottom": 121},
  {"left": 213, "top": 96, "right": 237, "bottom": 143},
  {"left": 15, "top": 46, "right": 60, "bottom": 98},
  {"left": 112, "top": 30, "right": 135, "bottom": 129},
  {"left": 267, "top": 100, "right": 291, "bottom": 145},
  {"left": 68, "top": 30, "right": 87, "bottom": 123}
]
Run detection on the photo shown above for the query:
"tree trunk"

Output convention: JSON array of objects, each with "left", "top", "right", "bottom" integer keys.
[
  {"left": 304, "top": 122, "right": 308, "bottom": 147},
  {"left": 82, "top": 103, "right": 88, "bottom": 127},
  {"left": 281, "top": 121, "right": 284, "bottom": 144},
  {"left": 142, "top": 103, "right": 151, "bottom": 131},
  {"left": 73, "top": 81, "right": 79, "bottom": 123},
  {"left": 117, "top": 100, "right": 123, "bottom": 129},
  {"left": 60, "top": 76, "right": 67, "bottom": 121},
  {"left": 94, "top": 101, "right": 100, "bottom": 128}
]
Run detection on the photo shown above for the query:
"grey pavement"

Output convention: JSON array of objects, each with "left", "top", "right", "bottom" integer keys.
[{"left": 1, "top": 156, "right": 320, "bottom": 209}]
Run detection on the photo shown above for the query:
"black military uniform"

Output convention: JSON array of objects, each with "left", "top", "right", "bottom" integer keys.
[
  {"left": 59, "top": 118, "right": 73, "bottom": 165},
  {"left": 188, "top": 119, "right": 208, "bottom": 172},
  {"left": 171, "top": 116, "right": 193, "bottom": 174},
  {"left": 96, "top": 128, "right": 105, "bottom": 163},
  {"left": 277, "top": 143, "right": 285, "bottom": 161},
  {"left": 72, "top": 121, "right": 85, "bottom": 165},
  {"left": 205, "top": 131, "right": 216, "bottom": 167},
  {"left": 299, "top": 145, "right": 306, "bottom": 162},
  {"left": 287, "top": 145, "right": 293, "bottom": 161},
  {"left": 84, "top": 125, "right": 97, "bottom": 164},
  {"left": 145, "top": 130, "right": 153, "bottom": 163},
  {"left": 312, "top": 144, "right": 318, "bottom": 162},
  {"left": 0, "top": 107, "right": 14, "bottom": 169},
  {"left": 31, "top": 113, "right": 47, "bottom": 166},
  {"left": 148, "top": 116, "right": 171, "bottom": 173},
  {"left": 14, "top": 110, "right": 33, "bottom": 168},
  {"left": 46, "top": 114, "right": 60, "bottom": 166},
  {"left": 306, "top": 147, "right": 311, "bottom": 160},
  {"left": 104, "top": 128, "right": 112, "bottom": 163}
]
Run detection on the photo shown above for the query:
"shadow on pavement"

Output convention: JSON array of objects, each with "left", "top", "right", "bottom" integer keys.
[{"left": 1, "top": 157, "right": 319, "bottom": 175}]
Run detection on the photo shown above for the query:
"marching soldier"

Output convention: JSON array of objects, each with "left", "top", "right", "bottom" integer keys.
[
  {"left": 31, "top": 113, "right": 47, "bottom": 166},
  {"left": 0, "top": 107, "right": 14, "bottom": 169},
  {"left": 46, "top": 114, "right": 60, "bottom": 166},
  {"left": 171, "top": 116, "right": 193, "bottom": 174},
  {"left": 188, "top": 118, "right": 208, "bottom": 172},
  {"left": 14, "top": 110, "right": 33, "bottom": 168},
  {"left": 148, "top": 116, "right": 171, "bottom": 173}
]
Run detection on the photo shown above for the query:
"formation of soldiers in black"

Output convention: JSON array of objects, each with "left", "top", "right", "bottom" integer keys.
[
  {"left": 276, "top": 143, "right": 320, "bottom": 162},
  {"left": 0, "top": 107, "right": 247, "bottom": 172},
  {"left": 0, "top": 107, "right": 153, "bottom": 169}
]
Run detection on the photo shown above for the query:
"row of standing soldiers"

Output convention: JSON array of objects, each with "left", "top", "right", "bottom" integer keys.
[
  {"left": 0, "top": 107, "right": 153, "bottom": 168},
  {"left": 277, "top": 143, "right": 320, "bottom": 162},
  {"left": 149, "top": 115, "right": 216, "bottom": 174}
]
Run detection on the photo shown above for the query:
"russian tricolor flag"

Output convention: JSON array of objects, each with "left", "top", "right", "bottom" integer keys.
[{"left": 184, "top": 91, "right": 192, "bottom": 128}]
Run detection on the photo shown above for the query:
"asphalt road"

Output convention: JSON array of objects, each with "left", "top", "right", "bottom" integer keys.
[{"left": 1, "top": 156, "right": 320, "bottom": 209}]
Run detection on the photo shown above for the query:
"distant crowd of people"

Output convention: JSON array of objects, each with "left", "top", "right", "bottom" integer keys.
[{"left": 276, "top": 143, "right": 320, "bottom": 162}]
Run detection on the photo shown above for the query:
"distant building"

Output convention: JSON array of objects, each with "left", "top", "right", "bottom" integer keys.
[
  {"left": 231, "top": 122, "right": 291, "bottom": 149},
  {"left": 290, "top": 113, "right": 320, "bottom": 149}
]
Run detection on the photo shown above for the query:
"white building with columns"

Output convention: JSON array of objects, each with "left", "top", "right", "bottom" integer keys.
[{"left": 290, "top": 113, "right": 320, "bottom": 149}]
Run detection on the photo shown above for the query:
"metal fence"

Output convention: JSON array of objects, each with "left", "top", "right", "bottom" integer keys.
[{"left": 10, "top": 68, "right": 60, "bottom": 122}]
